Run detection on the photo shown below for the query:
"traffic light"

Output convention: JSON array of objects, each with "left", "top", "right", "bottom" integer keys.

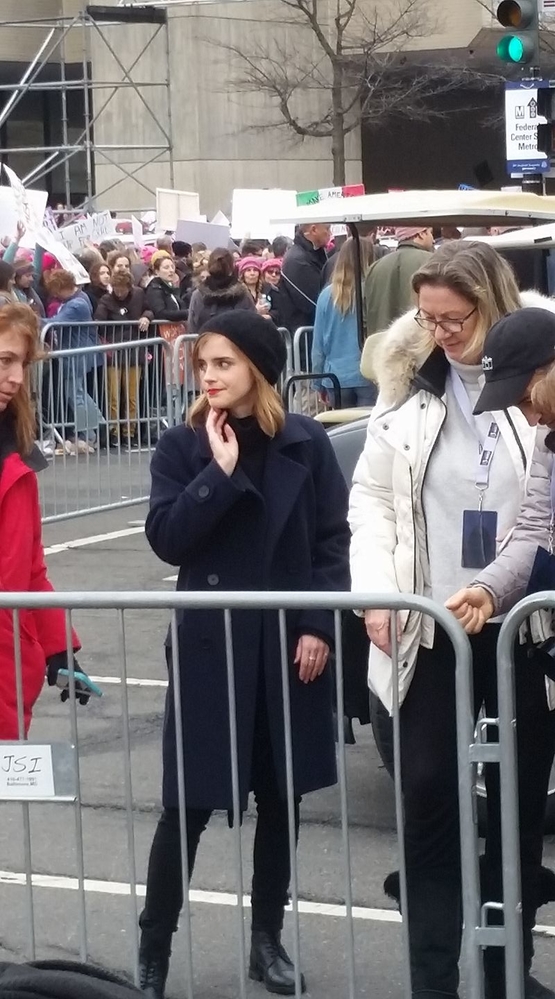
[{"left": 496, "top": 0, "right": 540, "bottom": 67}]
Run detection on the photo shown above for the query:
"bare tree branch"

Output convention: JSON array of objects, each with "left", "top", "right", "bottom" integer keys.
[{"left": 206, "top": 0, "right": 503, "bottom": 184}]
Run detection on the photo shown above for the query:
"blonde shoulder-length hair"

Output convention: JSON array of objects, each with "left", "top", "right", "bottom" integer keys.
[
  {"left": 330, "top": 237, "right": 374, "bottom": 315},
  {"left": 188, "top": 333, "right": 286, "bottom": 437},
  {"left": 0, "top": 303, "right": 43, "bottom": 455},
  {"left": 412, "top": 241, "right": 522, "bottom": 362}
]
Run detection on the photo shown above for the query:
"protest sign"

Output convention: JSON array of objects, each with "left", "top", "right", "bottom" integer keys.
[
  {"left": 296, "top": 184, "right": 365, "bottom": 235},
  {"left": 0, "top": 181, "right": 47, "bottom": 249},
  {"left": 156, "top": 188, "right": 200, "bottom": 231},
  {"left": 131, "top": 215, "right": 144, "bottom": 247},
  {"left": 56, "top": 211, "right": 116, "bottom": 253},
  {"left": 3, "top": 165, "right": 89, "bottom": 284},
  {"left": 231, "top": 189, "right": 297, "bottom": 240},
  {"left": 175, "top": 218, "right": 231, "bottom": 251},
  {"left": 210, "top": 210, "right": 230, "bottom": 226}
]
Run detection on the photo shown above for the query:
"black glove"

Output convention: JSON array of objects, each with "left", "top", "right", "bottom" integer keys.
[{"left": 46, "top": 651, "right": 91, "bottom": 706}]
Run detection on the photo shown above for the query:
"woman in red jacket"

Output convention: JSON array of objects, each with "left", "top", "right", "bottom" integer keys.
[{"left": 0, "top": 303, "right": 84, "bottom": 738}]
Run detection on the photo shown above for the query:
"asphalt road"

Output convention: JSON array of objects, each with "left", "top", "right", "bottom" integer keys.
[{"left": 1, "top": 492, "right": 555, "bottom": 997}]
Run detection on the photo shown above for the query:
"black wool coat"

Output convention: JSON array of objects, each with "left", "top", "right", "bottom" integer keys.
[
  {"left": 145, "top": 414, "right": 351, "bottom": 811},
  {"left": 144, "top": 277, "right": 189, "bottom": 322},
  {"left": 279, "top": 233, "right": 327, "bottom": 333}
]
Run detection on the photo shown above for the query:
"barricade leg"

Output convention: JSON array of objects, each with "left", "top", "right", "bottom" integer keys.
[
  {"left": 224, "top": 610, "right": 248, "bottom": 998},
  {"left": 333, "top": 609, "right": 356, "bottom": 999},
  {"left": 278, "top": 609, "right": 303, "bottom": 999}
]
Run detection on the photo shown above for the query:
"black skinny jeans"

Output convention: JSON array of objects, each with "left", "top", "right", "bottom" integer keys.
[
  {"left": 400, "top": 624, "right": 555, "bottom": 998},
  {"left": 139, "top": 705, "right": 300, "bottom": 952}
]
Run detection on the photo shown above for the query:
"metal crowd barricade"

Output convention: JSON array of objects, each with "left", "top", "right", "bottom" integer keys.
[
  {"left": 171, "top": 332, "right": 200, "bottom": 425},
  {"left": 34, "top": 322, "right": 173, "bottom": 523},
  {"left": 496, "top": 593, "right": 555, "bottom": 998},
  {"left": 0, "top": 589, "right": 528, "bottom": 998},
  {"left": 292, "top": 326, "right": 314, "bottom": 376},
  {"left": 283, "top": 372, "right": 342, "bottom": 417}
]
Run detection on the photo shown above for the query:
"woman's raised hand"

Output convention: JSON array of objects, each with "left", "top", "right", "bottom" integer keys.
[{"left": 206, "top": 408, "right": 239, "bottom": 476}]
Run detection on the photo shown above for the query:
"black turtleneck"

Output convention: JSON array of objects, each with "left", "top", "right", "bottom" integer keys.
[{"left": 227, "top": 414, "right": 269, "bottom": 491}]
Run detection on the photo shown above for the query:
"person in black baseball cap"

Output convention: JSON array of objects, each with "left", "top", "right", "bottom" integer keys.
[
  {"left": 139, "top": 312, "right": 350, "bottom": 997},
  {"left": 474, "top": 308, "right": 555, "bottom": 418}
]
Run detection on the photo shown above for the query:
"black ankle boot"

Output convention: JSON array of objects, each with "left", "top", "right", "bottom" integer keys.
[
  {"left": 249, "top": 930, "right": 306, "bottom": 995},
  {"left": 138, "top": 951, "right": 170, "bottom": 999}
]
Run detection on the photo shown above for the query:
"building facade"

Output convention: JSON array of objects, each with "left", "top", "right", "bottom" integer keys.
[{"left": 0, "top": 0, "right": 528, "bottom": 216}]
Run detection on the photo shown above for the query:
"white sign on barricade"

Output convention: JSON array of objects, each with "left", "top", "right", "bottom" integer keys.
[{"left": 0, "top": 744, "right": 55, "bottom": 799}]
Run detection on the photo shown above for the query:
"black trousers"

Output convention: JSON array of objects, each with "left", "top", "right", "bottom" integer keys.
[
  {"left": 400, "top": 624, "right": 555, "bottom": 998},
  {"left": 139, "top": 702, "right": 300, "bottom": 953}
]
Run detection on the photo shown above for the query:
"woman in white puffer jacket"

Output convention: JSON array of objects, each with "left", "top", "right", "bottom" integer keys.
[{"left": 349, "top": 241, "right": 555, "bottom": 999}]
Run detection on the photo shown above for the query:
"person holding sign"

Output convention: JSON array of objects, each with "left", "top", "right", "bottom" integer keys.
[
  {"left": 348, "top": 241, "right": 555, "bottom": 999},
  {"left": 0, "top": 304, "right": 93, "bottom": 740}
]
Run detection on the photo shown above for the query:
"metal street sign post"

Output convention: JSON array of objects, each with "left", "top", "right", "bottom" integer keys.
[{"left": 505, "top": 80, "right": 550, "bottom": 174}]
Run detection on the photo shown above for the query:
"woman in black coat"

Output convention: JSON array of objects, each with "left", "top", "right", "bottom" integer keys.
[
  {"left": 144, "top": 255, "right": 189, "bottom": 323},
  {"left": 139, "top": 311, "right": 350, "bottom": 999}
]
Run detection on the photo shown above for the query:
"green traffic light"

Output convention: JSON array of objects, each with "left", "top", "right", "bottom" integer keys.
[{"left": 496, "top": 33, "right": 532, "bottom": 62}]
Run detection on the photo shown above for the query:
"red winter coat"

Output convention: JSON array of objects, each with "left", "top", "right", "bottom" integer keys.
[{"left": 0, "top": 450, "right": 80, "bottom": 738}]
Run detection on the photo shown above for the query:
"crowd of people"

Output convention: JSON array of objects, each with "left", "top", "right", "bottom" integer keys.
[
  {"left": 5, "top": 207, "right": 555, "bottom": 999},
  {"left": 0, "top": 220, "right": 396, "bottom": 454}
]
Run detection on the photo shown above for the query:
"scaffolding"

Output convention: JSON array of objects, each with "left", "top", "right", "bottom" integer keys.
[{"left": 0, "top": 4, "right": 174, "bottom": 211}]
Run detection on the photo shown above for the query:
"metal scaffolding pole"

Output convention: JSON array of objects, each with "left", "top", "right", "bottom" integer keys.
[{"left": 0, "top": 5, "right": 173, "bottom": 210}]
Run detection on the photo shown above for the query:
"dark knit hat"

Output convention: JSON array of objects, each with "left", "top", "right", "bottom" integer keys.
[{"left": 198, "top": 310, "right": 287, "bottom": 386}]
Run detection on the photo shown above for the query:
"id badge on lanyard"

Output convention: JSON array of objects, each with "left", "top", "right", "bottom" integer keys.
[{"left": 450, "top": 371, "right": 499, "bottom": 570}]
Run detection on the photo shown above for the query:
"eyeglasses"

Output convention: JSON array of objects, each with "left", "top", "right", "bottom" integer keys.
[{"left": 414, "top": 308, "right": 477, "bottom": 334}]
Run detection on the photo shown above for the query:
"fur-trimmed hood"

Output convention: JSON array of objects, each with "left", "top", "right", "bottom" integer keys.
[
  {"left": 197, "top": 278, "right": 250, "bottom": 309},
  {"left": 361, "top": 290, "right": 555, "bottom": 408}
]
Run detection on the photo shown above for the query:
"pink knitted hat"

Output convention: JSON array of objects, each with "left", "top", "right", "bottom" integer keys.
[{"left": 238, "top": 255, "right": 263, "bottom": 275}]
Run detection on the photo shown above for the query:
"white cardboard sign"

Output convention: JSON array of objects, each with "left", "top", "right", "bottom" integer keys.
[
  {"left": 56, "top": 211, "right": 116, "bottom": 253},
  {"left": 174, "top": 218, "right": 230, "bottom": 250},
  {"left": 2, "top": 165, "right": 95, "bottom": 284},
  {"left": 131, "top": 215, "right": 144, "bottom": 247},
  {"left": 0, "top": 177, "right": 48, "bottom": 249},
  {"left": 156, "top": 188, "right": 200, "bottom": 232},
  {"left": 0, "top": 744, "right": 55, "bottom": 799},
  {"left": 231, "top": 189, "right": 297, "bottom": 240}
]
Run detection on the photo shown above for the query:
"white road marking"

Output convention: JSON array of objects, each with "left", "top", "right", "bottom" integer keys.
[
  {"left": 164, "top": 574, "right": 178, "bottom": 582},
  {"left": 90, "top": 676, "right": 168, "bottom": 688},
  {"left": 0, "top": 869, "right": 400, "bottom": 922},
  {"left": 44, "top": 525, "right": 145, "bottom": 556},
  {"left": 0, "top": 871, "right": 555, "bottom": 937},
  {"left": 1, "top": 869, "right": 554, "bottom": 934}
]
